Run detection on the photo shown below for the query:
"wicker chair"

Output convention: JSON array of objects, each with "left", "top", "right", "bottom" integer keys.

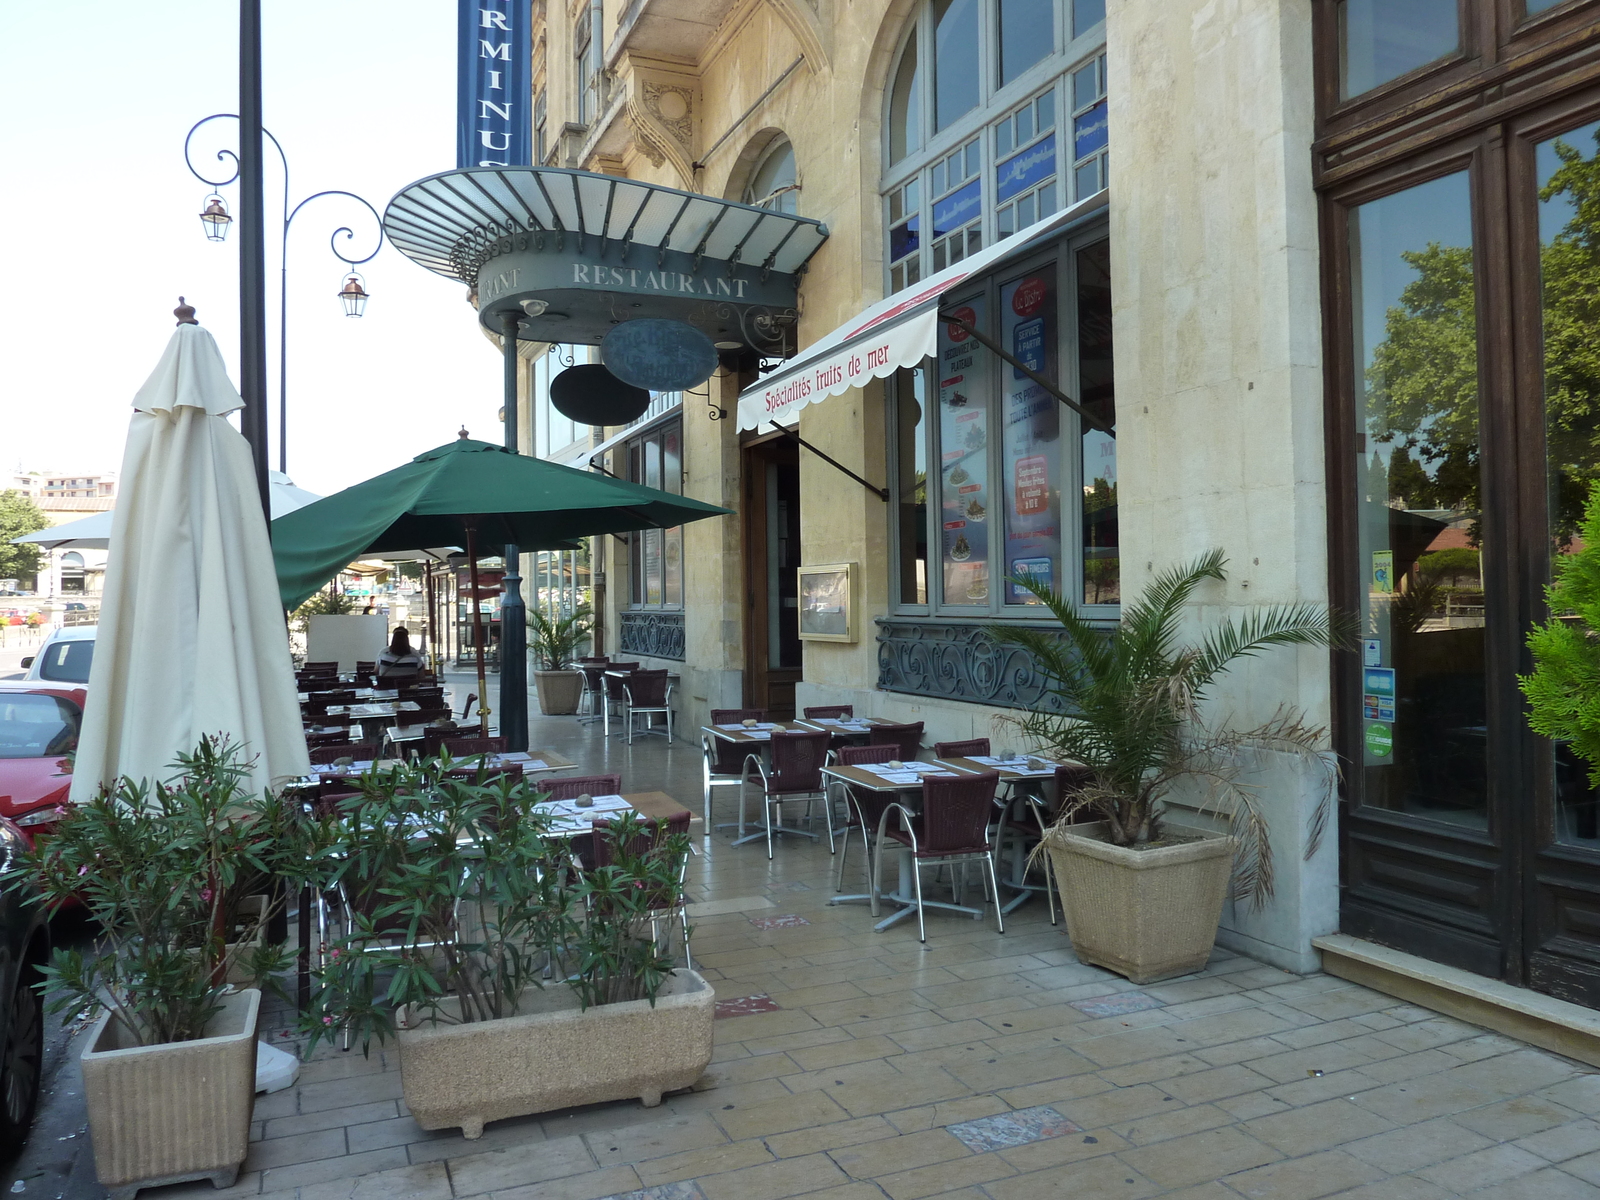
[
  {"left": 872, "top": 721, "right": 925, "bottom": 762},
  {"left": 739, "top": 729, "right": 831, "bottom": 859},
  {"left": 933, "top": 738, "right": 991, "bottom": 760},
  {"left": 804, "top": 705, "right": 855, "bottom": 720},
  {"left": 622, "top": 669, "right": 674, "bottom": 744},
  {"left": 587, "top": 810, "right": 695, "bottom": 967},
  {"left": 576, "top": 659, "right": 610, "bottom": 725},
  {"left": 830, "top": 743, "right": 902, "bottom": 891},
  {"left": 308, "top": 741, "right": 380, "bottom": 766},
  {"left": 874, "top": 771, "right": 1005, "bottom": 942},
  {"left": 704, "top": 708, "right": 765, "bottom": 830}
]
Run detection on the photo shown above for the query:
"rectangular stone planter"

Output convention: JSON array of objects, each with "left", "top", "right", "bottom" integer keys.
[
  {"left": 1046, "top": 821, "right": 1235, "bottom": 984},
  {"left": 81, "top": 988, "right": 259, "bottom": 1200},
  {"left": 397, "top": 968, "right": 715, "bottom": 1138}
]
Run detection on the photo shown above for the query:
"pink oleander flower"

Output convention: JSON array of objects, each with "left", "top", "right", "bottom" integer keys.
[
  {"left": 200, "top": 887, "right": 214, "bottom": 903},
  {"left": 322, "top": 1015, "right": 334, "bottom": 1026},
  {"left": 77, "top": 865, "right": 89, "bottom": 877}
]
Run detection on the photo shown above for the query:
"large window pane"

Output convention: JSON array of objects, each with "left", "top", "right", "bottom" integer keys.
[
  {"left": 938, "top": 298, "right": 992, "bottom": 604},
  {"left": 1077, "top": 240, "right": 1117, "bottom": 604},
  {"left": 999, "top": 0, "right": 1053, "bottom": 87},
  {"left": 1000, "top": 268, "right": 1061, "bottom": 603},
  {"left": 1073, "top": 0, "right": 1105, "bottom": 38},
  {"left": 890, "top": 32, "right": 921, "bottom": 164},
  {"left": 1350, "top": 170, "right": 1485, "bottom": 827},
  {"left": 1338, "top": 0, "right": 1458, "bottom": 99},
  {"left": 1537, "top": 121, "right": 1600, "bottom": 846},
  {"left": 934, "top": 0, "right": 981, "bottom": 131},
  {"left": 895, "top": 365, "right": 930, "bottom": 604}
]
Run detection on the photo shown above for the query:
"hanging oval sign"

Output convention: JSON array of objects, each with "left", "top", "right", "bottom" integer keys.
[
  {"left": 550, "top": 363, "right": 652, "bottom": 426},
  {"left": 601, "top": 318, "right": 719, "bottom": 392}
]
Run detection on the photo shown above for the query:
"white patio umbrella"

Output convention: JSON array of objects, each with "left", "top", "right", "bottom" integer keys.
[{"left": 71, "top": 315, "right": 309, "bottom": 801}]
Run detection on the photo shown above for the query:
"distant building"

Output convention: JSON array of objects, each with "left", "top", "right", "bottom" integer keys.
[{"left": 9, "top": 470, "right": 116, "bottom": 598}]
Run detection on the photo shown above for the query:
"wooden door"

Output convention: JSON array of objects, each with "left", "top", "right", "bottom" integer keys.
[{"left": 742, "top": 439, "right": 802, "bottom": 719}]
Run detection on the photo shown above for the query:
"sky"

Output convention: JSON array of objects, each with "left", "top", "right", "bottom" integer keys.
[{"left": 0, "top": 1, "right": 505, "bottom": 499}]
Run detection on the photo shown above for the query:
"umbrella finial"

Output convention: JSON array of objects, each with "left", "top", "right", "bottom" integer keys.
[
  {"left": 175, "top": 297, "right": 198, "bottom": 326},
  {"left": 458, "top": 426, "right": 470, "bottom": 439}
]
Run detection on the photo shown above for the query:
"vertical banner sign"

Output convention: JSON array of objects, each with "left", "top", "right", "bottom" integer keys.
[{"left": 458, "top": 0, "right": 532, "bottom": 169}]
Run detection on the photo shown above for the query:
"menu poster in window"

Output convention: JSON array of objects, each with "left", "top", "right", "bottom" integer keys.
[
  {"left": 939, "top": 298, "right": 991, "bottom": 605},
  {"left": 1000, "top": 271, "right": 1061, "bottom": 603}
]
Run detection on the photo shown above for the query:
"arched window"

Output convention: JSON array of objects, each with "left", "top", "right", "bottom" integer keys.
[
  {"left": 60, "top": 552, "right": 85, "bottom": 594},
  {"left": 883, "top": 0, "right": 1107, "bottom": 291},
  {"left": 743, "top": 139, "right": 800, "bottom": 215}
]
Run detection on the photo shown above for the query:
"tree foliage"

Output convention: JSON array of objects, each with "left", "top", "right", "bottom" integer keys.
[{"left": 0, "top": 489, "right": 47, "bottom": 582}]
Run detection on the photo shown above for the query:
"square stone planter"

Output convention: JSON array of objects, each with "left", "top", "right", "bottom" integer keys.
[
  {"left": 534, "top": 669, "right": 585, "bottom": 715},
  {"left": 1046, "top": 821, "right": 1235, "bottom": 984},
  {"left": 397, "top": 968, "right": 715, "bottom": 1138},
  {"left": 81, "top": 988, "right": 259, "bottom": 1200}
]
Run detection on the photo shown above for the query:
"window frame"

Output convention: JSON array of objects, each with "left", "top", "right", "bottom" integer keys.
[
  {"left": 883, "top": 0, "right": 1106, "bottom": 292},
  {"left": 887, "top": 225, "right": 1116, "bottom": 620},
  {"left": 624, "top": 416, "right": 685, "bottom": 612}
]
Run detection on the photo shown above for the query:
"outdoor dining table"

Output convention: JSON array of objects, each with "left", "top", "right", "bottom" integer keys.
[
  {"left": 791, "top": 716, "right": 902, "bottom": 740},
  {"left": 534, "top": 790, "right": 700, "bottom": 837}
]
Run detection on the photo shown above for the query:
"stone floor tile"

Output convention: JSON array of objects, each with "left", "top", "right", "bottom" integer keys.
[
  {"left": 993, "top": 1068, "right": 1117, "bottom": 1110},
  {"left": 1161, "top": 1064, "right": 1278, "bottom": 1104},
  {"left": 1156, "top": 1185, "right": 1247, "bottom": 1200},
  {"left": 1096, "top": 1052, "right": 1217, "bottom": 1088},
  {"left": 1536, "top": 1074, "right": 1600, "bottom": 1116},
  {"left": 692, "top": 1150, "right": 850, "bottom": 1200},
  {"left": 888, "top": 1019, "right": 1003, "bottom": 1052},
  {"left": 261, "top": 1098, "right": 402, "bottom": 1140},
  {"left": 293, "top": 1068, "right": 409, "bottom": 1114},
  {"left": 693, "top": 1052, "right": 803, "bottom": 1089},
  {"left": 829, "top": 1127, "right": 973, "bottom": 1177},
  {"left": 140, "top": 1172, "right": 269, "bottom": 1200},
  {"left": 764, "top": 1115, "right": 900, "bottom": 1158},
  {"left": 945, "top": 1105, "right": 1079, "bottom": 1152},
  {"left": 490, "top": 1164, "right": 644, "bottom": 1200},
  {"left": 994, "top": 1128, "right": 1131, "bottom": 1172},
  {"left": 1446, "top": 1050, "right": 1585, "bottom": 1099},
  {"left": 1341, "top": 1115, "right": 1495, "bottom": 1174},
  {"left": 1339, "top": 1049, "right": 1458, "bottom": 1086},
  {"left": 1344, "top": 1072, "right": 1502, "bottom": 1124},
  {"left": 1241, "top": 1097, "right": 1395, "bottom": 1157},
  {"left": 977, "top": 1003, "right": 1089, "bottom": 1036},
  {"left": 1222, "top": 1148, "right": 1385, "bottom": 1200},
  {"left": 299, "top": 1160, "right": 452, "bottom": 1200},
  {"left": 1115, "top": 1125, "right": 1283, "bottom": 1189},
  {"left": 1368, "top": 1017, "right": 1479, "bottom": 1054},
  {"left": 944, "top": 1045, "right": 1100, "bottom": 1094},
  {"left": 781, "top": 1055, "right": 907, "bottom": 1095},
  {"left": 738, "top": 1026, "right": 856, "bottom": 1057},
  {"left": 1072, "top": 1025, "right": 1202, "bottom": 1069},
  {"left": 712, "top": 1088, "right": 851, "bottom": 1140},
  {"left": 1106, "top": 1101, "right": 1236, "bottom": 1146},
  {"left": 259, "top": 1147, "right": 411, "bottom": 1193},
  {"left": 984, "top": 1153, "right": 1161, "bottom": 1199},
  {"left": 786, "top": 1035, "right": 903, "bottom": 1072},
  {"left": 1452, "top": 1094, "right": 1580, "bottom": 1141},
  {"left": 1320, "top": 1179, "right": 1454, "bottom": 1200},
  {"left": 1237, "top": 1041, "right": 1380, "bottom": 1085},
  {"left": 667, "top": 1078, "right": 795, "bottom": 1120},
  {"left": 1216, "top": 1092, "right": 1292, "bottom": 1121},
  {"left": 630, "top": 1137, "right": 774, "bottom": 1187},
  {"left": 1464, "top": 1167, "right": 1600, "bottom": 1199},
  {"left": 447, "top": 1134, "right": 597, "bottom": 1194},
  {"left": 826, "top": 1064, "right": 971, "bottom": 1117},
  {"left": 249, "top": 1088, "right": 300, "bottom": 1120},
  {"left": 584, "top": 1113, "right": 728, "bottom": 1168},
  {"left": 763, "top": 981, "right": 871, "bottom": 1009},
  {"left": 1556, "top": 1144, "right": 1600, "bottom": 1184},
  {"left": 1415, "top": 1142, "right": 1549, "bottom": 1192},
  {"left": 1515, "top": 1118, "right": 1600, "bottom": 1163},
  {"left": 1058, "top": 1083, "right": 1185, "bottom": 1129},
  {"left": 711, "top": 1007, "right": 823, "bottom": 1043},
  {"left": 873, "top": 1151, "right": 1018, "bottom": 1200},
  {"left": 244, "top": 1126, "right": 348, "bottom": 1171},
  {"left": 1265, "top": 1067, "right": 1385, "bottom": 1108},
  {"left": 885, "top": 1093, "right": 1011, "bottom": 1134}
]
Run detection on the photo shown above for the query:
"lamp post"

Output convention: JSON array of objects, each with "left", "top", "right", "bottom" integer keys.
[
  {"left": 499, "top": 312, "right": 528, "bottom": 752},
  {"left": 184, "top": 115, "right": 383, "bottom": 477}
]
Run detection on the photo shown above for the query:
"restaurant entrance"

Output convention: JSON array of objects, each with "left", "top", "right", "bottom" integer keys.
[{"left": 742, "top": 437, "right": 802, "bottom": 719}]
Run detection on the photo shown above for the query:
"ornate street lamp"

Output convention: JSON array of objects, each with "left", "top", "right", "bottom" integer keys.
[
  {"left": 199, "top": 194, "right": 232, "bottom": 242},
  {"left": 337, "top": 272, "right": 370, "bottom": 318}
]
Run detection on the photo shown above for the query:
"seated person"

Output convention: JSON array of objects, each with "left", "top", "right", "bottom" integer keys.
[{"left": 376, "top": 627, "right": 423, "bottom": 679}]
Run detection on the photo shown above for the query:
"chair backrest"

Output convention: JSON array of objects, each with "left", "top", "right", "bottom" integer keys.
[
  {"left": 768, "top": 729, "right": 831, "bottom": 793},
  {"left": 305, "top": 714, "right": 356, "bottom": 729},
  {"left": 445, "top": 761, "right": 524, "bottom": 786},
  {"left": 312, "top": 787, "right": 362, "bottom": 818},
  {"left": 459, "top": 692, "right": 478, "bottom": 720},
  {"left": 589, "top": 810, "right": 691, "bottom": 870},
  {"left": 309, "top": 741, "right": 379, "bottom": 765},
  {"left": 934, "top": 737, "right": 991, "bottom": 759},
  {"left": 604, "top": 671, "right": 633, "bottom": 702},
  {"left": 538, "top": 773, "right": 622, "bottom": 802},
  {"left": 308, "top": 689, "right": 358, "bottom": 706},
  {"left": 873, "top": 721, "right": 925, "bottom": 761},
  {"left": 578, "top": 662, "right": 610, "bottom": 689},
  {"left": 626, "top": 669, "right": 670, "bottom": 708},
  {"left": 804, "top": 705, "right": 855, "bottom": 720},
  {"left": 920, "top": 772, "right": 1000, "bottom": 854},
  {"left": 577, "top": 656, "right": 610, "bottom": 665},
  {"left": 836, "top": 743, "right": 901, "bottom": 767},
  {"left": 410, "top": 707, "right": 452, "bottom": 726},
  {"left": 441, "top": 736, "right": 507, "bottom": 759},
  {"left": 609, "top": 661, "right": 640, "bottom": 672},
  {"left": 705, "top": 710, "right": 765, "bottom": 776},
  {"left": 305, "top": 731, "right": 352, "bottom": 749},
  {"left": 1053, "top": 763, "right": 1095, "bottom": 822},
  {"left": 421, "top": 725, "right": 464, "bottom": 756},
  {"left": 303, "top": 661, "right": 338, "bottom": 673},
  {"left": 711, "top": 708, "right": 765, "bottom": 726},
  {"left": 355, "top": 661, "right": 376, "bottom": 675},
  {"left": 378, "top": 668, "right": 421, "bottom": 686}
]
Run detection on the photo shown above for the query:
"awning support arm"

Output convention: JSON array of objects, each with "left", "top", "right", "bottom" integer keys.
[
  {"left": 780, "top": 428, "right": 889, "bottom": 501},
  {"left": 937, "top": 311, "right": 1116, "bottom": 438}
]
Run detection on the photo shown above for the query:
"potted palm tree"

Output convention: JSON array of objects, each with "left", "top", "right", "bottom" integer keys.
[
  {"left": 992, "top": 551, "right": 1349, "bottom": 983},
  {"left": 529, "top": 605, "right": 593, "bottom": 715},
  {"left": 7, "top": 737, "right": 334, "bottom": 1199},
  {"left": 305, "top": 760, "right": 712, "bottom": 1139}
]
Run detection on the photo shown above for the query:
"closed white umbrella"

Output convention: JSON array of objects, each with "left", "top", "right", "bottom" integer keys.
[{"left": 71, "top": 314, "right": 309, "bottom": 801}]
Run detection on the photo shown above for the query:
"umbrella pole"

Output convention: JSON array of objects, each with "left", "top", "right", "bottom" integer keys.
[{"left": 464, "top": 519, "right": 491, "bottom": 738}]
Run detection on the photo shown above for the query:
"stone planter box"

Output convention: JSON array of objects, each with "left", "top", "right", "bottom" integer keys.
[
  {"left": 397, "top": 968, "right": 714, "bottom": 1138},
  {"left": 81, "top": 988, "right": 259, "bottom": 1200},
  {"left": 534, "top": 669, "right": 584, "bottom": 715},
  {"left": 1046, "top": 821, "right": 1235, "bottom": 984}
]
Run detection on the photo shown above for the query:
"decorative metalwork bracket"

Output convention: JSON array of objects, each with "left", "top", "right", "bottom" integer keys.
[{"left": 620, "top": 609, "right": 686, "bottom": 661}]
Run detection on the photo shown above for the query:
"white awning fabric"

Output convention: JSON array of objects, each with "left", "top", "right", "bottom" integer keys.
[{"left": 735, "top": 191, "right": 1108, "bottom": 431}]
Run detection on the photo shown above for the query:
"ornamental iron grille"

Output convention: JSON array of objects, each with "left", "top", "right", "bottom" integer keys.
[
  {"left": 620, "top": 609, "right": 686, "bottom": 661},
  {"left": 874, "top": 618, "right": 1082, "bottom": 712}
]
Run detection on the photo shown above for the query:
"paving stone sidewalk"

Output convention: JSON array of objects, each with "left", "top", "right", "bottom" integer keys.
[{"left": 116, "top": 708, "right": 1600, "bottom": 1200}]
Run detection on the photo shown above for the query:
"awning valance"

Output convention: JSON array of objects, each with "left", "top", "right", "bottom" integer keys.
[{"left": 735, "top": 190, "right": 1107, "bottom": 431}]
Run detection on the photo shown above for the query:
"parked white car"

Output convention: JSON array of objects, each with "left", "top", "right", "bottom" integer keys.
[{"left": 21, "top": 625, "right": 96, "bottom": 684}]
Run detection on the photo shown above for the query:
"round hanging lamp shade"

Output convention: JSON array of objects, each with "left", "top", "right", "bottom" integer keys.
[
  {"left": 550, "top": 364, "right": 652, "bottom": 426},
  {"left": 601, "top": 319, "right": 718, "bottom": 392}
]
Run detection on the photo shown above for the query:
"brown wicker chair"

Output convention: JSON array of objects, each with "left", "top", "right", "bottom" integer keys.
[
  {"left": 875, "top": 771, "right": 1005, "bottom": 941},
  {"left": 933, "top": 738, "right": 990, "bottom": 760},
  {"left": 739, "top": 729, "right": 831, "bottom": 859}
]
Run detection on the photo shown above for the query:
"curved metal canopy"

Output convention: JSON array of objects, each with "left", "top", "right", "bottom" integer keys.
[{"left": 384, "top": 167, "right": 829, "bottom": 288}]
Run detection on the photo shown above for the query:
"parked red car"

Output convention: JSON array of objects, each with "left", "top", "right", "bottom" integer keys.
[{"left": 0, "top": 681, "right": 83, "bottom": 842}]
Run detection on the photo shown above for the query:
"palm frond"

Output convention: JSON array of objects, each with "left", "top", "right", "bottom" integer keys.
[{"left": 1187, "top": 604, "right": 1347, "bottom": 696}]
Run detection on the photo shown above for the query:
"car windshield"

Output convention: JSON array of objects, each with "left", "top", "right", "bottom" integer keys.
[
  {"left": 37, "top": 638, "right": 93, "bottom": 683},
  {"left": 0, "top": 694, "right": 80, "bottom": 758}
]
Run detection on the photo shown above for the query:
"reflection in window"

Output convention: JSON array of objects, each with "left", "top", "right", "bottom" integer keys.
[
  {"left": 1350, "top": 170, "right": 1486, "bottom": 828},
  {"left": 1072, "top": 0, "right": 1104, "bottom": 37},
  {"left": 1537, "top": 121, "right": 1600, "bottom": 846},
  {"left": 1071, "top": 55, "right": 1108, "bottom": 202},
  {"left": 938, "top": 298, "right": 992, "bottom": 605},
  {"left": 1338, "top": 0, "right": 1458, "bottom": 99},
  {"left": 743, "top": 139, "right": 799, "bottom": 214},
  {"left": 999, "top": 0, "right": 1054, "bottom": 87},
  {"left": 934, "top": 0, "right": 981, "bottom": 131},
  {"left": 889, "top": 29, "right": 921, "bottom": 165},
  {"left": 626, "top": 419, "right": 683, "bottom": 609},
  {"left": 894, "top": 366, "right": 929, "bottom": 605},
  {"left": 1077, "top": 241, "right": 1117, "bottom": 604},
  {"left": 1000, "top": 271, "right": 1061, "bottom": 604}
]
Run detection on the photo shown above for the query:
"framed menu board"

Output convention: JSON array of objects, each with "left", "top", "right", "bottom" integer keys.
[{"left": 797, "top": 562, "right": 856, "bottom": 642}]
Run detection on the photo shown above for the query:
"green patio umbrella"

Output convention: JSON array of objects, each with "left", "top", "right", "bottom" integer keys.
[{"left": 272, "top": 433, "right": 731, "bottom": 734}]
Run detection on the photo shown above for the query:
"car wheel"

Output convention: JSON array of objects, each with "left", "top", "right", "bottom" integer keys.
[{"left": 0, "top": 961, "right": 43, "bottom": 1148}]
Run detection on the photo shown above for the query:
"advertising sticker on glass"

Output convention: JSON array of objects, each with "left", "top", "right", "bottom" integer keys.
[
  {"left": 939, "top": 299, "right": 991, "bottom": 605},
  {"left": 1000, "top": 270, "right": 1061, "bottom": 603}
]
